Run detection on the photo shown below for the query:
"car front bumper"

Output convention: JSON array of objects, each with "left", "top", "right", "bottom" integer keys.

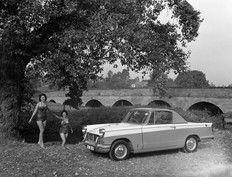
[{"left": 84, "top": 140, "right": 111, "bottom": 153}]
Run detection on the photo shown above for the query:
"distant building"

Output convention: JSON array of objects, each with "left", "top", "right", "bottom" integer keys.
[{"left": 131, "top": 80, "right": 148, "bottom": 88}]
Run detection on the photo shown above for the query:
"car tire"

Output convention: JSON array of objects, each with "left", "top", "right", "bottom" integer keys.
[
  {"left": 109, "top": 140, "right": 130, "bottom": 161},
  {"left": 183, "top": 136, "right": 198, "bottom": 153}
]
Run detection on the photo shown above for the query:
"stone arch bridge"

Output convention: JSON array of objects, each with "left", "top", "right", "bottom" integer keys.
[{"left": 45, "top": 88, "right": 232, "bottom": 114}]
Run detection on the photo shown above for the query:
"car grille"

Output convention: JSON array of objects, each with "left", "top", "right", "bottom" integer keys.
[{"left": 86, "top": 133, "right": 99, "bottom": 142}]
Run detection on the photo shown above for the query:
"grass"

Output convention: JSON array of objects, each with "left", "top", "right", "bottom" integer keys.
[
  {"left": 0, "top": 129, "right": 232, "bottom": 177},
  {"left": 0, "top": 106, "right": 231, "bottom": 177}
]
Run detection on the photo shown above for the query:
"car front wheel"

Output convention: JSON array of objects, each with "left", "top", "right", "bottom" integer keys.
[
  {"left": 183, "top": 136, "right": 198, "bottom": 153},
  {"left": 109, "top": 140, "right": 130, "bottom": 161}
]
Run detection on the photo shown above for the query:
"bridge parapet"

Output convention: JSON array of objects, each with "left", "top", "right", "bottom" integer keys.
[
  {"left": 168, "top": 88, "right": 232, "bottom": 98},
  {"left": 83, "top": 88, "right": 232, "bottom": 98},
  {"left": 82, "top": 89, "right": 153, "bottom": 96},
  {"left": 42, "top": 88, "right": 232, "bottom": 98}
]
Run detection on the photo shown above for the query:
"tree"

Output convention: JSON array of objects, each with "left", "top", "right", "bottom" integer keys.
[
  {"left": 166, "top": 78, "right": 177, "bottom": 88},
  {"left": 105, "top": 69, "right": 131, "bottom": 89},
  {"left": 227, "top": 84, "right": 232, "bottom": 88},
  {"left": 175, "top": 70, "right": 209, "bottom": 88},
  {"left": 88, "top": 69, "right": 131, "bottom": 89},
  {"left": 148, "top": 69, "right": 178, "bottom": 96},
  {"left": 210, "top": 82, "right": 216, "bottom": 87},
  {"left": 0, "top": 0, "right": 203, "bottom": 139},
  {"left": 148, "top": 69, "right": 169, "bottom": 96}
]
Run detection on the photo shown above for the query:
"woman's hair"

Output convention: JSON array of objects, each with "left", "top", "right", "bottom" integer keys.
[
  {"left": 39, "top": 93, "right": 47, "bottom": 101},
  {"left": 61, "top": 110, "right": 68, "bottom": 116}
]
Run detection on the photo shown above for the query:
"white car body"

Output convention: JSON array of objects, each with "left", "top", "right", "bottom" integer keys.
[{"left": 83, "top": 108, "right": 214, "bottom": 160}]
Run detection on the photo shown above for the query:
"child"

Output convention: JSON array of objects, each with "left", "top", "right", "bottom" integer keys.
[{"left": 55, "top": 110, "right": 73, "bottom": 147}]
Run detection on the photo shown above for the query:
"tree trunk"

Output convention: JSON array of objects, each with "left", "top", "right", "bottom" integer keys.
[
  {"left": 0, "top": 44, "right": 27, "bottom": 142},
  {"left": 0, "top": 82, "right": 21, "bottom": 142}
]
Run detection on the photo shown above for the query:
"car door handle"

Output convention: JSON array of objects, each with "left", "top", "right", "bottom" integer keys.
[{"left": 170, "top": 126, "right": 176, "bottom": 129}]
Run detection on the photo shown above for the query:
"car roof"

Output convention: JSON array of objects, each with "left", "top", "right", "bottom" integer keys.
[{"left": 130, "top": 107, "right": 187, "bottom": 123}]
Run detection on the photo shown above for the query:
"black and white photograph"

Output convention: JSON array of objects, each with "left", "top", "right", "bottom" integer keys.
[{"left": 0, "top": 0, "right": 232, "bottom": 176}]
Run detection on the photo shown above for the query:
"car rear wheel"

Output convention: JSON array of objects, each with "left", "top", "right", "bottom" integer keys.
[
  {"left": 183, "top": 136, "right": 198, "bottom": 153},
  {"left": 109, "top": 140, "right": 130, "bottom": 161}
]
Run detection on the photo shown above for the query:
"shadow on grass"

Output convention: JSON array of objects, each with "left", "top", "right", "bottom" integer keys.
[
  {"left": 129, "top": 149, "right": 180, "bottom": 159},
  {"left": 197, "top": 141, "right": 212, "bottom": 149},
  {"left": 87, "top": 142, "right": 216, "bottom": 160},
  {"left": 87, "top": 148, "right": 181, "bottom": 161}
]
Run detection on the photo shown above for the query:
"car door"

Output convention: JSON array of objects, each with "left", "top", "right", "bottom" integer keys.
[{"left": 142, "top": 110, "right": 177, "bottom": 151}]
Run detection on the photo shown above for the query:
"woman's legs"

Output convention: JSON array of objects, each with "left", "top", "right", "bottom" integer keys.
[
  {"left": 36, "top": 120, "right": 46, "bottom": 148},
  {"left": 60, "top": 133, "right": 68, "bottom": 147}
]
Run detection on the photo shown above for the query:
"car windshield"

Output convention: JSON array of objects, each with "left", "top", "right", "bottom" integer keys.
[{"left": 122, "top": 110, "right": 149, "bottom": 124}]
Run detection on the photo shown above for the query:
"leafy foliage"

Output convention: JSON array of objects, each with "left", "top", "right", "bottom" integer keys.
[
  {"left": 88, "top": 69, "right": 132, "bottom": 89},
  {"left": 148, "top": 69, "right": 169, "bottom": 96},
  {"left": 175, "top": 70, "right": 209, "bottom": 88},
  {"left": 0, "top": 0, "right": 203, "bottom": 138},
  {"left": 24, "top": 0, "right": 203, "bottom": 97},
  {"left": 105, "top": 69, "right": 131, "bottom": 89}
]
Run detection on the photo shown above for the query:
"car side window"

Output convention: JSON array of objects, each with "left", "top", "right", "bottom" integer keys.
[
  {"left": 126, "top": 110, "right": 149, "bottom": 124},
  {"left": 148, "top": 112, "right": 155, "bottom": 124},
  {"left": 155, "top": 111, "right": 173, "bottom": 124}
]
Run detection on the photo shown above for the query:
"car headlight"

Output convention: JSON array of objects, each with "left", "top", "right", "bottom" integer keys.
[
  {"left": 82, "top": 127, "right": 87, "bottom": 134},
  {"left": 99, "top": 128, "right": 105, "bottom": 137}
]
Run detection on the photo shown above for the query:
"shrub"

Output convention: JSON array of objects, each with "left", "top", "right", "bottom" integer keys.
[
  {"left": 18, "top": 106, "right": 131, "bottom": 143},
  {"left": 80, "top": 107, "right": 130, "bottom": 126},
  {"left": 173, "top": 108, "right": 223, "bottom": 129},
  {"left": 18, "top": 106, "right": 224, "bottom": 143}
]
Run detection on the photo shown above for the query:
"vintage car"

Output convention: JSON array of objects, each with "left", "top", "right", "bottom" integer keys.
[{"left": 82, "top": 108, "right": 214, "bottom": 161}]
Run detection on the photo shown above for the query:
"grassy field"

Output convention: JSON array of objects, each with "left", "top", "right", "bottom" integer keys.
[
  {"left": 0, "top": 129, "right": 232, "bottom": 177},
  {"left": 1, "top": 106, "right": 231, "bottom": 177}
]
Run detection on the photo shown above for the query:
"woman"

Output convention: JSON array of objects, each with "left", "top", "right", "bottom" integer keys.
[
  {"left": 28, "top": 93, "right": 51, "bottom": 148},
  {"left": 55, "top": 110, "right": 73, "bottom": 147}
]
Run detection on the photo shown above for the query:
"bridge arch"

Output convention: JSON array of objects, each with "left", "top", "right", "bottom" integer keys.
[
  {"left": 187, "top": 101, "right": 223, "bottom": 115},
  {"left": 49, "top": 99, "right": 56, "bottom": 103},
  {"left": 148, "top": 100, "right": 171, "bottom": 108},
  {"left": 112, "top": 100, "right": 133, "bottom": 107},
  {"left": 85, "top": 99, "right": 103, "bottom": 107}
]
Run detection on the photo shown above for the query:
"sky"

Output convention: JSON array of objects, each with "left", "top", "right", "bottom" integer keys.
[{"left": 102, "top": 0, "right": 232, "bottom": 86}]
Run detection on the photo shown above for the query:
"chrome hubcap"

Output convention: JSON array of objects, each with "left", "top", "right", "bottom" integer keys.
[
  {"left": 187, "top": 138, "right": 196, "bottom": 151},
  {"left": 114, "top": 144, "right": 127, "bottom": 159}
]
